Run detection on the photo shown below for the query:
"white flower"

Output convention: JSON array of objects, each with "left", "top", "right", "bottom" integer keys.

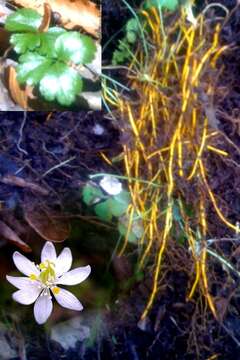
[
  {"left": 6, "top": 242, "right": 91, "bottom": 325},
  {"left": 99, "top": 175, "right": 122, "bottom": 195}
]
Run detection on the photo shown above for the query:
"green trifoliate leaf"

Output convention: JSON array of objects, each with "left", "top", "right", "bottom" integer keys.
[
  {"left": 82, "top": 184, "right": 105, "bottom": 206},
  {"left": 55, "top": 32, "right": 97, "bottom": 64},
  {"left": 93, "top": 190, "right": 130, "bottom": 220},
  {"left": 10, "top": 33, "right": 41, "bottom": 54},
  {"left": 126, "top": 31, "right": 137, "bottom": 44},
  {"left": 114, "top": 190, "right": 131, "bottom": 205},
  {"left": 112, "top": 48, "right": 129, "bottom": 65},
  {"left": 38, "top": 28, "right": 66, "bottom": 57},
  {"left": 17, "top": 52, "right": 83, "bottom": 105},
  {"left": 17, "top": 52, "right": 51, "bottom": 86},
  {"left": 94, "top": 199, "right": 113, "bottom": 222},
  {"left": 126, "top": 18, "right": 138, "bottom": 44},
  {"left": 46, "top": 27, "right": 67, "bottom": 36},
  {"left": 108, "top": 190, "right": 131, "bottom": 217},
  {"left": 5, "top": 8, "right": 42, "bottom": 32},
  {"left": 126, "top": 18, "right": 139, "bottom": 33},
  {"left": 39, "top": 62, "right": 83, "bottom": 106},
  {"left": 10, "top": 27, "right": 66, "bottom": 56},
  {"left": 144, "top": 0, "right": 179, "bottom": 11}
]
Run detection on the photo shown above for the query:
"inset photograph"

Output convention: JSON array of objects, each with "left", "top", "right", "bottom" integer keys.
[{"left": 0, "top": 0, "right": 101, "bottom": 110}]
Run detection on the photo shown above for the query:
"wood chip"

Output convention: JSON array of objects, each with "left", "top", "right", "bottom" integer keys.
[
  {"left": 5, "top": 66, "right": 32, "bottom": 110},
  {"left": 38, "top": 2, "right": 51, "bottom": 32},
  {"left": 12, "top": 0, "right": 100, "bottom": 36}
]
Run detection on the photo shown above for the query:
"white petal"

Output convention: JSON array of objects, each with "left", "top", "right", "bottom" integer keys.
[
  {"left": 34, "top": 293, "right": 53, "bottom": 325},
  {"left": 55, "top": 247, "right": 72, "bottom": 277},
  {"left": 13, "top": 252, "right": 40, "bottom": 276},
  {"left": 6, "top": 275, "right": 39, "bottom": 290},
  {"left": 53, "top": 288, "right": 83, "bottom": 311},
  {"left": 56, "top": 265, "right": 91, "bottom": 285},
  {"left": 12, "top": 286, "right": 41, "bottom": 305},
  {"left": 41, "top": 242, "right": 57, "bottom": 263},
  {"left": 99, "top": 175, "right": 122, "bottom": 195}
]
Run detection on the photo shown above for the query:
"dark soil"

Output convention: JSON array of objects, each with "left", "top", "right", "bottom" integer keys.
[
  {"left": 0, "top": 110, "right": 122, "bottom": 256},
  {"left": 0, "top": 111, "right": 120, "bottom": 206},
  {"left": 1, "top": 1, "right": 240, "bottom": 359}
]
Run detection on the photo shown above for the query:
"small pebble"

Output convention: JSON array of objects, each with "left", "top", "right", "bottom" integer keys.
[{"left": 93, "top": 124, "right": 104, "bottom": 136}]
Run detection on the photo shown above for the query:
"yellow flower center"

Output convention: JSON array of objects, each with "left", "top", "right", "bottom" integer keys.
[
  {"left": 38, "top": 260, "right": 56, "bottom": 285},
  {"left": 29, "top": 274, "right": 37, "bottom": 280}
]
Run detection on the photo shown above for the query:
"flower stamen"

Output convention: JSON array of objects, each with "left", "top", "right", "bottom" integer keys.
[
  {"left": 29, "top": 274, "right": 37, "bottom": 280},
  {"left": 38, "top": 260, "right": 56, "bottom": 285},
  {"left": 52, "top": 286, "right": 60, "bottom": 295}
]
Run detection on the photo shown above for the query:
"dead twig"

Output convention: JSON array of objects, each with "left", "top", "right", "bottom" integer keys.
[
  {"left": 17, "top": 111, "right": 28, "bottom": 155},
  {"left": 41, "top": 156, "right": 76, "bottom": 178},
  {"left": 0, "top": 174, "right": 49, "bottom": 195}
]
